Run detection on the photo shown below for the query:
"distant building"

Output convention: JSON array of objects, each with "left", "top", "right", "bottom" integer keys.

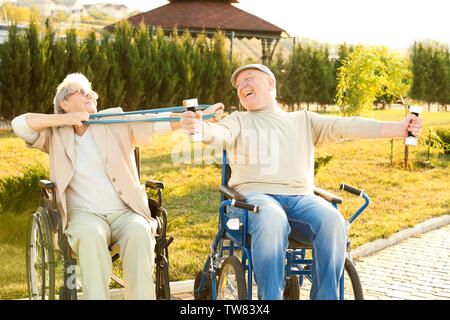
[
  {"left": 85, "top": 3, "right": 129, "bottom": 20},
  {"left": 13, "top": 0, "right": 86, "bottom": 17},
  {"left": 107, "top": 0, "right": 288, "bottom": 64}
]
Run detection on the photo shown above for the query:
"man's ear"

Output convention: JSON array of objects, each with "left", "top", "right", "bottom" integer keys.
[{"left": 266, "top": 76, "right": 275, "bottom": 91}]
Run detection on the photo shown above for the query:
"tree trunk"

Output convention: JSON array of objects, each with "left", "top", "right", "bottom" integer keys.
[{"left": 404, "top": 145, "right": 409, "bottom": 169}]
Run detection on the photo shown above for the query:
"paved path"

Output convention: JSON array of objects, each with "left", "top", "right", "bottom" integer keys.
[
  {"left": 172, "top": 222, "right": 450, "bottom": 300},
  {"left": 355, "top": 223, "right": 450, "bottom": 300}
]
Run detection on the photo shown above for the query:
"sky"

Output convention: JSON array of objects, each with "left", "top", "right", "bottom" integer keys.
[{"left": 78, "top": 0, "right": 449, "bottom": 49}]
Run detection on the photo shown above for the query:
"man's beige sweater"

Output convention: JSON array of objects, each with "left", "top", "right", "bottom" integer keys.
[{"left": 202, "top": 101, "right": 382, "bottom": 196}]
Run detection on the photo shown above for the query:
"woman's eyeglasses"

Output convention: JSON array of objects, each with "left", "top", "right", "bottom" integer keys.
[{"left": 68, "top": 88, "right": 98, "bottom": 100}]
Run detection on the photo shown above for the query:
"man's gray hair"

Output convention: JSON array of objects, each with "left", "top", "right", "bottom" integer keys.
[{"left": 53, "top": 73, "right": 92, "bottom": 114}]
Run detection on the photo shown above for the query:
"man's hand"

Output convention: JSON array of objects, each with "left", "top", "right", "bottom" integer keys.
[
  {"left": 181, "top": 103, "right": 224, "bottom": 135},
  {"left": 380, "top": 114, "right": 423, "bottom": 139},
  {"left": 400, "top": 114, "right": 422, "bottom": 138},
  {"left": 203, "top": 103, "right": 225, "bottom": 123},
  {"left": 180, "top": 109, "right": 202, "bottom": 135}
]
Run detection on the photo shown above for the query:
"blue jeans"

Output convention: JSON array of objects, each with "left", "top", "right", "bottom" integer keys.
[{"left": 227, "top": 192, "right": 347, "bottom": 300}]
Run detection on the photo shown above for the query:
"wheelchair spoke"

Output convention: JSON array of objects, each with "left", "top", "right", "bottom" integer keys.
[
  {"left": 217, "top": 256, "right": 247, "bottom": 300},
  {"left": 224, "top": 278, "right": 239, "bottom": 299}
]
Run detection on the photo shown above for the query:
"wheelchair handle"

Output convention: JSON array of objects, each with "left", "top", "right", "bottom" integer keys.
[
  {"left": 231, "top": 199, "right": 259, "bottom": 213},
  {"left": 339, "top": 183, "right": 363, "bottom": 197},
  {"left": 339, "top": 184, "right": 370, "bottom": 225}
]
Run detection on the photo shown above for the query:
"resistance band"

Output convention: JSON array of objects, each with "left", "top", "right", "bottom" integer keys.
[{"left": 83, "top": 105, "right": 212, "bottom": 124}]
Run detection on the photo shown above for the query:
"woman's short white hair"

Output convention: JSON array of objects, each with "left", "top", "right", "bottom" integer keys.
[{"left": 53, "top": 73, "right": 92, "bottom": 114}]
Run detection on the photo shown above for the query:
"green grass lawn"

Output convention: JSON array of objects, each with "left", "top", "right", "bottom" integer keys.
[{"left": 0, "top": 109, "right": 449, "bottom": 299}]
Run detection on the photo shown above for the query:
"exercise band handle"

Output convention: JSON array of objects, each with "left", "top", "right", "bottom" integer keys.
[{"left": 339, "top": 183, "right": 363, "bottom": 197}]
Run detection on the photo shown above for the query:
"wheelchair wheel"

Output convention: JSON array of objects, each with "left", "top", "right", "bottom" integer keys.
[
  {"left": 155, "top": 253, "right": 171, "bottom": 300},
  {"left": 26, "top": 208, "right": 55, "bottom": 300},
  {"left": 193, "top": 270, "right": 214, "bottom": 300},
  {"left": 217, "top": 256, "right": 247, "bottom": 300},
  {"left": 342, "top": 257, "right": 364, "bottom": 300},
  {"left": 283, "top": 275, "right": 300, "bottom": 300}
]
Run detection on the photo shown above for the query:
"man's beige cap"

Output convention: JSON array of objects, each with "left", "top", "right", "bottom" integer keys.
[{"left": 231, "top": 64, "right": 276, "bottom": 88}]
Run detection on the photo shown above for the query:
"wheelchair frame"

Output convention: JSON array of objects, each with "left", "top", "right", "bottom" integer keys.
[
  {"left": 26, "top": 147, "right": 173, "bottom": 300},
  {"left": 194, "top": 150, "right": 369, "bottom": 300}
]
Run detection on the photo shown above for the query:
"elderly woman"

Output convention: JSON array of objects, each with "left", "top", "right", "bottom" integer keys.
[{"left": 12, "top": 73, "right": 223, "bottom": 300}]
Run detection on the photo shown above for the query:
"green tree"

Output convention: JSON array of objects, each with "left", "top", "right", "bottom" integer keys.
[
  {"left": 154, "top": 28, "right": 180, "bottom": 106},
  {"left": 25, "top": 19, "right": 57, "bottom": 114},
  {"left": 193, "top": 33, "right": 217, "bottom": 104},
  {"left": 429, "top": 45, "right": 449, "bottom": 110},
  {"left": 270, "top": 49, "right": 291, "bottom": 109},
  {"left": 112, "top": 20, "right": 144, "bottom": 110},
  {"left": 46, "top": 27, "right": 68, "bottom": 93},
  {"left": 336, "top": 45, "right": 413, "bottom": 168},
  {"left": 134, "top": 23, "right": 158, "bottom": 108},
  {"left": 173, "top": 29, "right": 196, "bottom": 101},
  {"left": 39, "top": 23, "right": 62, "bottom": 113},
  {"left": 410, "top": 41, "right": 450, "bottom": 111},
  {"left": 212, "top": 31, "right": 236, "bottom": 108},
  {"left": 336, "top": 45, "right": 411, "bottom": 117},
  {"left": 301, "top": 45, "right": 316, "bottom": 110},
  {"left": 80, "top": 31, "right": 111, "bottom": 110},
  {"left": 445, "top": 48, "right": 450, "bottom": 111},
  {"left": 99, "top": 31, "right": 125, "bottom": 109},
  {"left": 314, "top": 46, "right": 335, "bottom": 110},
  {"left": 64, "top": 29, "right": 81, "bottom": 74},
  {"left": 410, "top": 42, "right": 430, "bottom": 105},
  {"left": 286, "top": 43, "right": 309, "bottom": 110},
  {"left": 334, "top": 43, "right": 353, "bottom": 75},
  {"left": 0, "top": 23, "right": 31, "bottom": 120}
]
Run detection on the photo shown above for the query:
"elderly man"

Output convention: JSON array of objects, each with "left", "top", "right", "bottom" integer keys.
[
  {"left": 181, "top": 64, "right": 422, "bottom": 300},
  {"left": 12, "top": 72, "right": 223, "bottom": 300}
]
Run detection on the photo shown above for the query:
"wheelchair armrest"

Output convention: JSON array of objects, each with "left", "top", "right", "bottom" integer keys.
[
  {"left": 145, "top": 180, "right": 164, "bottom": 190},
  {"left": 39, "top": 179, "right": 55, "bottom": 190},
  {"left": 219, "top": 185, "right": 246, "bottom": 202},
  {"left": 219, "top": 185, "right": 258, "bottom": 213},
  {"left": 314, "top": 186, "right": 343, "bottom": 204}
]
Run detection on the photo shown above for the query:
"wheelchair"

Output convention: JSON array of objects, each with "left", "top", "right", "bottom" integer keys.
[
  {"left": 193, "top": 150, "right": 369, "bottom": 300},
  {"left": 26, "top": 147, "right": 173, "bottom": 300}
]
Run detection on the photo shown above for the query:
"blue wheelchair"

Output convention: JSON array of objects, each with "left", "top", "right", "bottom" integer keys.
[{"left": 193, "top": 150, "right": 369, "bottom": 300}]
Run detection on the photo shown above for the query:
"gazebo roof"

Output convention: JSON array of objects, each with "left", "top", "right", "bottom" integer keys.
[{"left": 107, "top": 0, "right": 287, "bottom": 39}]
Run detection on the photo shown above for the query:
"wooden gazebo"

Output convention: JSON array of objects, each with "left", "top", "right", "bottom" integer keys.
[{"left": 105, "top": 0, "right": 288, "bottom": 63}]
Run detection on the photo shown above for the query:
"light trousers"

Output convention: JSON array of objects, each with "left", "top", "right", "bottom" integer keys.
[
  {"left": 228, "top": 192, "right": 347, "bottom": 300},
  {"left": 64, "top": 209, "right": 156, "bottom": 300}
]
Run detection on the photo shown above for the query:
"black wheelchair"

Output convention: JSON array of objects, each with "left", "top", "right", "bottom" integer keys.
[
  {"left": 26, "top": 147, "right": 173, "bottom": 300},
  {"left": 193, "top": 150, "right": 368, "bottom": 300}
]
